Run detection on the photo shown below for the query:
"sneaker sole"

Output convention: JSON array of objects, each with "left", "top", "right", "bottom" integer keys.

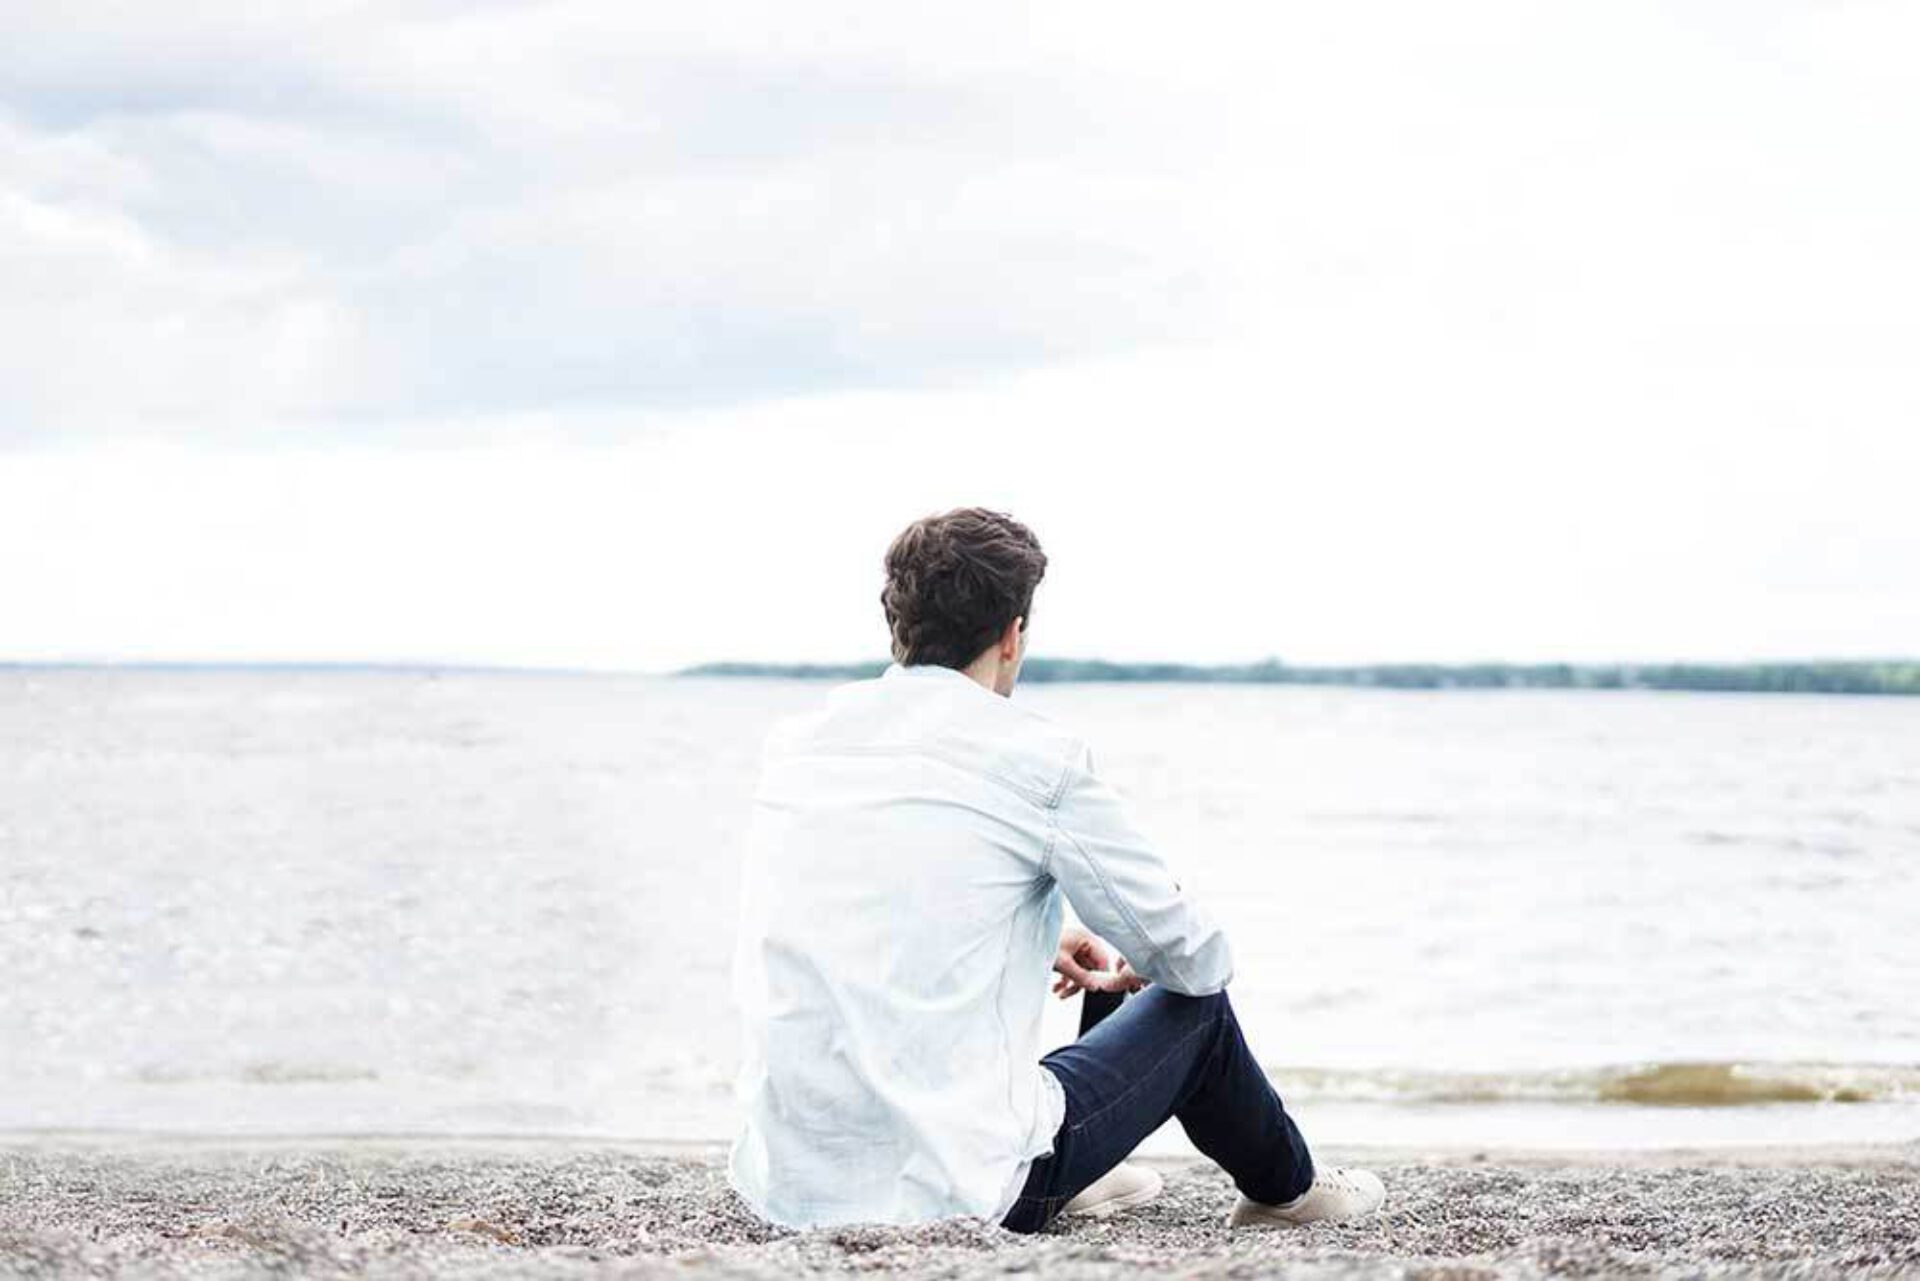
[{"left": 1227, "top": 1194, "right": 1386, "bottom": 1229}]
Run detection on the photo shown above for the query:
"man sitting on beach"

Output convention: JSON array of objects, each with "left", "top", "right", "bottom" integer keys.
[{"left": 728, "top": 507, "right": 1385, "bottom": 1233}]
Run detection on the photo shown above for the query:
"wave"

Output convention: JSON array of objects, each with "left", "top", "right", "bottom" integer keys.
[
  {"left": 114, "top": 1058, "right": 1918, "bottom": 1109},
  {"left": 133, "top": 1061, "right": 381, "bottom": 1086},
  {"left": 1266, "top": 1061, "right": 1920, "bottom": 1107}
]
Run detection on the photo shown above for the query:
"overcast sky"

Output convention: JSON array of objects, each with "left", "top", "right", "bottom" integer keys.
[{"left": 5, "top": 1, "right": 1917, "bottom": 671}]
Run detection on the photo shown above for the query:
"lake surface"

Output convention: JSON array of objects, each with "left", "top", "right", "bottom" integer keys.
[{"left": 3, "top": 668, "right": 1916, "bottom": 1149}]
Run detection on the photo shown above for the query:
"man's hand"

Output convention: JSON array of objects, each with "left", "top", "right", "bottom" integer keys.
[{"left": 1052, "top": 925, "right": 1148, "bottom": 999}]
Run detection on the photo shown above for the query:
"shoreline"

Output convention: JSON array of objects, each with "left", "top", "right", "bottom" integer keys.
[
  {"left": 6, "top": 1129, "right": 1920, "bottom": 1165},
  {"left": 4, "top": 1137, "right": 1915, "bottom": 1278}
]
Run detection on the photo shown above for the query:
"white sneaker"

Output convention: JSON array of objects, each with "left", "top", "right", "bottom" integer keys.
[
  {"left": 1060, "top": 1162, "right": 1164, "bottom": 1219},
  {"left": 1227, "top": 1166, "right": 1385, "bottom": 1228}
]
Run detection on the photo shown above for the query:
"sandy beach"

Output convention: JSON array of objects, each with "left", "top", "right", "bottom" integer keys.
[{"left": 3, "top": 1137, "right": 1916, "bottom": 1278}]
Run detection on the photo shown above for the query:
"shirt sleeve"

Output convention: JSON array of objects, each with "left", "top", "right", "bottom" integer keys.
[{"left": 1045, "top": 741, "right": 1234, "bottom": 996}]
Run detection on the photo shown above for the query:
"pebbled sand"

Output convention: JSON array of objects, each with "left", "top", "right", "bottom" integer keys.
[{"left": 3, "top": 1138, "right": 1917, "bottom": 1278}]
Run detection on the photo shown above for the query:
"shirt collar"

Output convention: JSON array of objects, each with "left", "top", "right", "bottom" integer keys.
[{"left": 881, "top": 661, "right": 993, "bottom": 695}]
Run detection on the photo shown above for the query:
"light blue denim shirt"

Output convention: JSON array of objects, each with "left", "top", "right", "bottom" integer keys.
[{"left": 728, "top": 661, "right": 1234, "bottom": 1228}]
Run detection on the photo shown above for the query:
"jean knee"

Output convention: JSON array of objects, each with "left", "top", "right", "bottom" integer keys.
[
  {"left": 1184, "top": 988, "right": 1227, "bottom": 1013},
  {"left": 1140, "top": 983, "right": 1229, "bottom": 1026}
]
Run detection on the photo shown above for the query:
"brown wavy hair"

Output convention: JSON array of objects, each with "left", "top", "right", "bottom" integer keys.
[{"left": 880, "top": 508, "right": 1048, "bottom": 669}]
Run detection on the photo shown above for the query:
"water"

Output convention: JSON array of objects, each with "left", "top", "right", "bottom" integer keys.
[{"left": 3, "top": 668, "right": 1917, "bottom": 1149}]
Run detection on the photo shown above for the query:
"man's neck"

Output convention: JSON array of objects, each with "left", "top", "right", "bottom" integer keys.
[{"left": 961, "top": 655, "right": 1011, "bottom": 697}]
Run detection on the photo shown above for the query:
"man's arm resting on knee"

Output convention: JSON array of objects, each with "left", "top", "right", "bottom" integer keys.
[
  {"left": 1051, "top": 922, "right": 1148, "bottom": 999},
  {"left": 1045, "top": 742, "right": 1234, "bottom": 996}
]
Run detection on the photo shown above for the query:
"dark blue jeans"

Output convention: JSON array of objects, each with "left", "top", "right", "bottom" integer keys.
[{"left": 999, "top": 985, "right": 1316, "bottom": 1233}]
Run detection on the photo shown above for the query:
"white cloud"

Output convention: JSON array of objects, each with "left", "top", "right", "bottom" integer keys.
[
  {"left": 3, "top": 2, "right": 1918, "bottom": 661},
  {"left": 2, "top": 3, "right": 1273, "bottom": 435}
]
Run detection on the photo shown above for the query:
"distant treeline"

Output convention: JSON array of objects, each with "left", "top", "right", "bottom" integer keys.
[{"left": 680, "top": 658, "right": 1920, "bottom": 695}]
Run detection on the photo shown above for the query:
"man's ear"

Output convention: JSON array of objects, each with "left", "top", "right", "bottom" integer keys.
[{"left": 1001, "top": 616, "right": 1024, "bottom": 660}]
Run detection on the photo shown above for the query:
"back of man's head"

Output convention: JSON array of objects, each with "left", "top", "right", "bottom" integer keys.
[{"left": 880, "top": 508, "right": 1047, "bottom": 669}]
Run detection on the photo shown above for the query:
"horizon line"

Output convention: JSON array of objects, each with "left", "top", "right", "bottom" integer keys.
[{"left": 7, "top": 654, "right": 1920, "bottom": 675}]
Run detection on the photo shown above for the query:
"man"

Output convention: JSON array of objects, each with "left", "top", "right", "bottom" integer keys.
[{"left": 728, "top": 507, "right": 1385, "bottom": 1234}]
